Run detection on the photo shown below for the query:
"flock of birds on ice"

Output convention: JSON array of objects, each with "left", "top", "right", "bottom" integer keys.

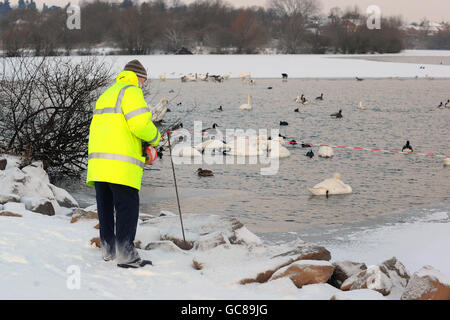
[{"left": 149, "top": 72, "right": 450, "bottom": 198}]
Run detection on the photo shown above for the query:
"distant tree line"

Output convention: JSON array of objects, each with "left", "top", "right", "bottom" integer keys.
[{"left": 1, "top": 0, "right": 437, "bottom": 56}]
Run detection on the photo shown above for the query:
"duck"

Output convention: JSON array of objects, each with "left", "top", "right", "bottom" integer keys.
[
  {"left": 289, "top": 140, "right": 297, "bottom": 145},
  {"left": 445, "top": 99, "right": 450, "bottom": 108},
  {"left": 302, "top": 143, "right": 312, "bottom": 148},
  {"left": 330, "top": 110, "right": 342, "bottom": 118},
  {"left": 356, "top": 77, "right": 364, "bottom": 81},
  {"left": 202, "top": 123, "right": 221, "bottom": 137},
  {"left": 197, "top": 168, "right": 214, "bottom": 177},
  {"left": 169, "top": 89, "right": 175, "bottom": 93},
  {"left": 280, "top": 121, "right": 288, "bottom": 126},
  {"left": 239, "top": 94, "right": 252, "bottom": 110},
  {"left": 315, "top": 93, "right": 324, "bottom": 101},
  {"left": 301, "top": 95, "right": 309, "bottom": 105},
  {"left": 306, "top": 150, "right": 314, "bottom": 158},
  {"left": 216, "top": 105, "right": 223, "bottom": 112},
  {"left": 199, "top": 73, "right": 209, "bottom": 81},
  {"left": 308, "top": 173, "right": 352, "bottom": 198},
  {"left": 437, "top": 102, "right": 444, "bottom": 108},
  {"left": 318, "top": 146, "right": 334, "bottom": 158},
  {"left": 402, "top": 140, "right": 413, "bottom": 153},
  {"left": 267, "top": 86, "right": 273, "bottom": 90},
  {"left": 267, "top": 141, "right": 291, "bottom": 158},
  {"left": 294, "top": 108, "right": 300, "bottom": 112}
]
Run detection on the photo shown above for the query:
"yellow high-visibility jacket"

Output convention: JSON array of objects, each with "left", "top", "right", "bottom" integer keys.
[{"left": 86, "top": 70, "right": 161, "bottom": 190}]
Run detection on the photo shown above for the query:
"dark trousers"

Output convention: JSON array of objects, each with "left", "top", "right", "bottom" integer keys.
[{"left": 95, "top": 182, "right": 140, "bottom": 263}]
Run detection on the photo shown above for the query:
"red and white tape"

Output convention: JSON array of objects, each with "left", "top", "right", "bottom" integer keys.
[{"left": 162, "top": 130, "right": 450, "bottom": 159}]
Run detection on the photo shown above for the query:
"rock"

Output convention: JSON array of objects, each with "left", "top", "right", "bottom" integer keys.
[
  {"left": 0, "top": 167, "right": 54, "bottom": 200},
  {"left": 144, "top": 240, "right": 189, "bottom": 254},
  {"left": 0, "top": 211, "right": 23, "bottom": 218},
  {"left": 401, "top": 266, "right": 450, "bottom": 300},
  {"left": 48, "top": 184, "right": 79, "bottom": 208},
  {"left": 330, "top": 289, "right": 385, "bottom": 300},
  {"left": 270, "top": 260, "right": 335, "bottom": 288},
  {"left": 194, "top": 231, "right": 230, "bottom": 251},
  {"left": 94, "top": 223, "right": 100, "bottom": 229},
  {"left": 3, "top": 202, "right": 26, "bottom": 213},
  {"left": 22, "top": 162, "right": 50, "bottom": 185},
  {"left": 0, "top": 158, "right": 6, "bottom": 170},
  {"left": 90, "top": 237, "right": 101, "bottom": 248},
  {"left": 71, "top": 208, "right": 98, "bottom": 223},
  {"left": 0, "top": 193, "right": 21, "bottom": 204},
  {"left": 135, "top": 225, "right": 161, "bottom": 248},
  {"left": 230, "top": 226, "right": 263, "bottom": 246},
  {"left": 328, "top": 261, "right": 367, "bottom": 289},
  {"left": 341, "top": 257, "right": 410, "bottom": 296},
  {"left": 240, "top": 243, "right": 331, "bottom": 284},
  {"left": 21, "top": 197, "right": 55, "bottom": 216}
]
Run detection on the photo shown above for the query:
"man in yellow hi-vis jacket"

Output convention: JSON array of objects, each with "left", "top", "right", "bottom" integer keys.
[{"left": 87, "top": 60, "right": 160, "bottom": 268}]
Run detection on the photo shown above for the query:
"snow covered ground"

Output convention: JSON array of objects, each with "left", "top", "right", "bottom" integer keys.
[
  {"left": 70, "top": 50, "right": 450, "bottom": 80},
  {"left": 0, "top": 154, "right": 448, "bottom": 300}
]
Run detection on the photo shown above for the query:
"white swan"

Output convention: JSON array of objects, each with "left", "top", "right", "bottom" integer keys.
[
  {"left": 239, "top": 72, "right": 251, "bottom": 79},
  {"left": 223, "top": 72, "right": 231, "bottom": 80},
  {"left": 199, "top": 73, "right": 209, "bottom": 81},
  {"left": 195, "top": 139, "right": 227, "bottom": 153},
  {"left": 308, "top": 173, "right": 352, "bottom": 196},
  {"left": 173, "top": 145, "right": 202, "bottom": 158},
  {"left": 318, "top": 146, "right": 334, "bottom": 158},
  {"left": 226, "top": 137, "right": 263, "bottom": 156},
  {"left": 358, "top": 101, "right": 366, "bottom": 110},
  {"left": 150, "top": 97, "right": 169, "bottom": 122},
  {"left": 159, "top": 73, "right": 166, "bottom": 81},
  {"left": 267, "top": 141, "right": 291, "bottom": 158},
  {"left": 239, "top": 94, "right": 252, "bottom": 110}
]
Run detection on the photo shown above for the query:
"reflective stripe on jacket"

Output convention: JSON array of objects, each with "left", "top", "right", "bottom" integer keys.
[{"left": 86, "top": 70, "right": 161, "bottom": 190}]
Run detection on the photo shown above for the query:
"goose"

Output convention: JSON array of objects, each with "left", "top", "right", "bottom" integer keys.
[
  {"left": 216, "top": 105, "right": 223, "bottom": 112},
  {"left": 202, "top": 123, "right": 221, "bottom": 137},
  {"left": 295, "top": 95, "right": 302, "bottom": 104},
  {"left": 301, "top": 95, "right": 309, "bottom": 105},
  {"left": 301, "top": 143, "right": 312, "bottom": 148},
  {"left": 318, "top": 146, "right": 334, "bottom": 158},
  {"left": 445, "top": 99, "right": 450, "bottom": 108},
  {"left": 315, "top": 93, "right": 324, "bottom": 101},
  {"left": 356, "top": 77, "right": 364, "bottom": 81},
  {"left": 197, "top": 168, "right": 214, "bottom": 177},
  {"left": 402, "top": 141, "right": 413, "bottom": 153},
  {"left": 199, "top": 73, "right": 209, "bottom": 81},
  {"left": 308, "top": 173, "right": 352, "bottom": 197},
  {"left": 239, "top": 94, "right": 252, "bottom": 110},
  {"left": 306, "top": 150, "right": 314, "bottom": 158},
  {"left": 330, "top": 110, "right": 342, "bottom": 118},
  {"left": 280, "top": 121, "right": 288, "bottom": 126},
  {"left": 358, "top": 101, "right": 366, "bottom": 110}
]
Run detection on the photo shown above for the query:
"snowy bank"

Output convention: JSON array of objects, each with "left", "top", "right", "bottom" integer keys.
[{"left": 0, "top": 153, "right": 449, "bottom": 300}]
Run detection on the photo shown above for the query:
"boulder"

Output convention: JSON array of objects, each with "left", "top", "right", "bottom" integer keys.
[
  {"left": 270, "top": 260, "right": 335, "bottom": 288},
  {"left": 3, "top": 202, "right": 26, "bottom": 213},
  {"left": 71, "top": 208, "right": 98, "bottom": 223},
  {"left": 0, "top": 158, "right": 6, "bottom": 170},
  {"left": 240, "top": 243, "right": 331, "bottom": 284},
  {"left": 0, "top": 193, "right": 21, "bottom": 204},
  {"left": 144, "top": 240, "right": 189, "bottom": 254},
  {"left": 48, "top": 184, "right": 79, "bottom": 208},
  {"left": 21, "top": 197, "right": 55, "bottom": 216},
  {"left": 21, "top": 162, "right": 50, "bottom": 185},
  {"left": 401, "top": 266, "right": 450, "bottom": 300},
  {"left": 135, "top": 225, "right": 161, "bottom": 248},
  {"left": 194, "top": 231, "right": 230, "bottom": 251},
  {"left": 341, "top": 257, "right": 410, "bottom": 296},
  {"left": 328, "top": 261, "right": 367, "bottom": 289},
  {"left": 0, "top": 211, "right": 23, "bottom": 218}
]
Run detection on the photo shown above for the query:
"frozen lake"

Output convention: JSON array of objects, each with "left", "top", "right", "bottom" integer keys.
[{"left": 66, "top": 75, "right": 450, "bottom": 242}]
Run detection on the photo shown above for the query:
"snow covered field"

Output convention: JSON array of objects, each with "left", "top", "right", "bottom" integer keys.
[{"left": 74, "top": 50, "right": 450, "bottom": 80}]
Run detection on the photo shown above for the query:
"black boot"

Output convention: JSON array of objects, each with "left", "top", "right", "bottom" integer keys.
[{"left": 117, "top": 258, "right": 153, "bottom": 269}]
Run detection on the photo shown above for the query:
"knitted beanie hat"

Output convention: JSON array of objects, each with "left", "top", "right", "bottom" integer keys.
[{"left": 124, "top": 59, "right": 148, "bottom": 80}]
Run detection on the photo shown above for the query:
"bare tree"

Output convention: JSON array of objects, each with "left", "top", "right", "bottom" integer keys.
[{"left": 0, "top": 56, "right": 112, "bottom": 179}]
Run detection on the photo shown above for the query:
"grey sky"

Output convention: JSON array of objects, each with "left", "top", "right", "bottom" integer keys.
[{"left": 12, "top": 0, "right": 449, "bottom": 23}]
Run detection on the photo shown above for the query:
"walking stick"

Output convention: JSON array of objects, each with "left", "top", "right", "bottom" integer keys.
[{"left": 166, "top": 130, "right": 187, "bottom": 246}]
